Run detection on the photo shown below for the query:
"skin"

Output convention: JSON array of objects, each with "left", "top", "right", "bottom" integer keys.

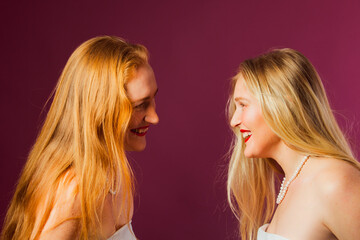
[
  {"left": 38, "top": 64, "right": 159, "bottom": 239},
  {"left": 231, "top": 74, "right": 360, "bottom": 240},
  {"left": 125, "top": 64, "right": 159, "bottom": 151},
  {"left": 230, "top": 75, "right": 282, "bottom": 159}
]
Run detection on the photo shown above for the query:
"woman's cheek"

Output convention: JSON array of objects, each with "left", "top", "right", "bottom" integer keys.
[{"left": 129, "top": 112, "right": 143, "bottom": 127}]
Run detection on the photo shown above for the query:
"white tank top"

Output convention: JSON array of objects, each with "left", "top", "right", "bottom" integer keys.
[
  {"left": 107, "top": 221, "right": 136, "bottom": 240},
  {"left": 257, "top": 224, "right": 289, "bottom": 240}
]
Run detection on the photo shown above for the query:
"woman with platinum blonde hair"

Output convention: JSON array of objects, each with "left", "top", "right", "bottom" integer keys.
[
  {"left": 227, "top": 48, "right": 360, "bottom": 240},
  {"left": 2, "top": 36, "right": 159, "bottom": 239}
]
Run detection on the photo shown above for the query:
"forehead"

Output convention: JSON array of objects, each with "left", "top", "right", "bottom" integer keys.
[
  {"left": 233, "top": 74, "right": 252, "bottom": 99},
  {"left": 126, "top": 64, "right": 157, "bottom": 101}
]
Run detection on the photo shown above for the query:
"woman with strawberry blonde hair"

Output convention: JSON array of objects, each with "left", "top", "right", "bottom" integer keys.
[
  {"left": 2, "top": 36, "right": 159, "bottom": 239},
  {"left": 227, "top": 48, "right": 360, "bottom": 240}
]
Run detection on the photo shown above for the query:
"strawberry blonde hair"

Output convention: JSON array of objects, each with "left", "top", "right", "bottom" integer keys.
[
  {"left": 2, "top": 36, "right": 148, "bottom": 239},
  {"left": 227, "top": 48, "right": 359, "bottom": 240}
]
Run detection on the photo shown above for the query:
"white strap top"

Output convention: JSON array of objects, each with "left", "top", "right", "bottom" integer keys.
[
  {"left": 107, "top": 221, "right": 136, "bottom": 240},
  {"left": 257, "top": 224, "right": 289, "bottom": 240}
]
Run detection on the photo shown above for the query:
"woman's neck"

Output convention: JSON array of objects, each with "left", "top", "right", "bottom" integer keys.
[{"left": 269, "top": 141, "right": 308, "bottom": 178}]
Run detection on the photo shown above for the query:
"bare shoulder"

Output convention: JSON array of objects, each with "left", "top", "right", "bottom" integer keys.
[
  {"left": 37, "top": 170, "right": 81, "bottom": 240},
  {"left": 312, "top": 158, "right": 360, "bottom": 239},
  {"left": 312, "top": 158, "right": 360, "bottom": 196}
]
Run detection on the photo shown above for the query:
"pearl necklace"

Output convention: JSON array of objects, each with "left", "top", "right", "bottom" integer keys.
[{"left": 276, "top": 155, "right": 310, "bottom": 204}]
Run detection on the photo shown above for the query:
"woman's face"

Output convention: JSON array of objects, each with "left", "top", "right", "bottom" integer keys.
[
  {"left": 125, "top": 64, "right": 159, "bottom": 151},
  {"left": 230, "top": 74, "right": 281, "bottom": 158}
]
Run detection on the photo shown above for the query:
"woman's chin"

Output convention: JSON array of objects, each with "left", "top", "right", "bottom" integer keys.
[
  {"left": 243, "top": 147, "right": 258, "bottom": 159},
  {"left": 133, "top": 144, "right": 146, "bottom": 152},
  {"left": 125, "top": 141, "right": 146, "bottom": 152}
]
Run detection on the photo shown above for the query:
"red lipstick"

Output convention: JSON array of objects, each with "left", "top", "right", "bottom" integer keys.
[
  {"left": 240, "top": 129, "right": 252, "bottom": 142},
  {"left": 130, "top": 125, "right": 149, "bottom": 136},
  {"left": 245, "top": 135, "right": 251, "bottom": 142}
]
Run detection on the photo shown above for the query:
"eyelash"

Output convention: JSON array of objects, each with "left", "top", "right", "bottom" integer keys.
[
  {"left": 238, "top": 103, "right": 246, "bottom": 109},
  {"left": 134, "top": 102, "right": 149, "bottom": 110}
]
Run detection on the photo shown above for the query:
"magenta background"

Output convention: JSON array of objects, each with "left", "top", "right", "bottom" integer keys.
[{"left": 1, "top": 1, "right": 360, "bottom": 239}]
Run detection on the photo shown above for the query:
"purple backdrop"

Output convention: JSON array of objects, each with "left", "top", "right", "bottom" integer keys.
[{"left": 1, "top": 1, "right": 359, "bottom": 239}]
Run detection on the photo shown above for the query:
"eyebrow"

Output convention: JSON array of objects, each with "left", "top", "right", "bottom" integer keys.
[
  {"left": 234, "top": 96, "right": 249, "bottom": 102},
  {"left": 133, "top": 88, "right": 158, "bottom": 103}
]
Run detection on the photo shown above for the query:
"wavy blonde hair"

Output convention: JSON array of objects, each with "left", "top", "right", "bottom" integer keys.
[
  {"left": 2, "top": 36, "right": 148, "bottom": 239},
  {"left": 227, "top": 48, "right": 359, "bottom": 240}
]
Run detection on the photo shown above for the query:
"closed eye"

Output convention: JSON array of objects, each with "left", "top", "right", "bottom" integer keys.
[
  {"left": 134, "top": 101, "right": 150, "bottom": 110},
  {"left": 234, "top": 97, "right": 249, "bottom": 109},
  {"left": 236, "top": 102, "right": 246, "bottom": 109}
]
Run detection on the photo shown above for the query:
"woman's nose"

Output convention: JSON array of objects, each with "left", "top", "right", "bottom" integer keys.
[
  {"left": 230, "top": 110, "right": 241, "bottom": 128},
  {"left": 145, "top": 108, "right": 159, "bottom": 125}
]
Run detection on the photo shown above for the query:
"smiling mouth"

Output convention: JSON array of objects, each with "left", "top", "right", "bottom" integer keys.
[
  {"left": 240, "top": 129, "right": 252, "bottom": 143},
  {"left": 130, "top": 126, "right": 149, "bottom": 136}
]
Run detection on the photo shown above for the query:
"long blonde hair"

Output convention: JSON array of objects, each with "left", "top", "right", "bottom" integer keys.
[
  {"left": 2, "top": 36, "right": 148, "bottom": 239},
  {"left": 227, "top": 48, "right": 359, "bottom": 240}
]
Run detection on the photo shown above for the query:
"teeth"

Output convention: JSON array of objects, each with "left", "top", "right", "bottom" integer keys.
[
  {"left": 242, "top": 132, "right": 252, "bottom": 139},
  {"left": 133, "top": 128, "right": 148, "bottom": 133}
]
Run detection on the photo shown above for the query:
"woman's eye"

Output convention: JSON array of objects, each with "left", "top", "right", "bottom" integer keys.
[
  {"left": 237, "top": 103, "right": 245, "bottom": 109},
  {"left": 134, "top": 102, "right": 149, "bottom": 110},
  {"left": 134, "top": 103, "right": 144, "bottom": 109}
]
